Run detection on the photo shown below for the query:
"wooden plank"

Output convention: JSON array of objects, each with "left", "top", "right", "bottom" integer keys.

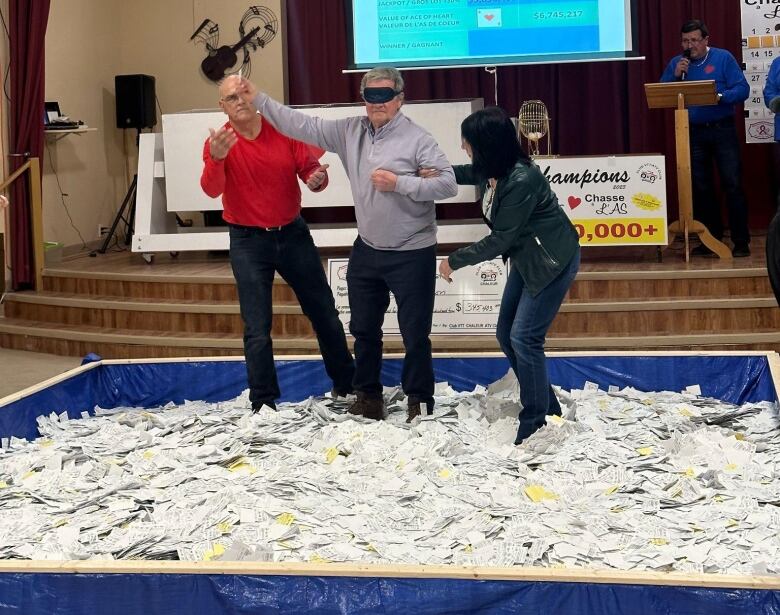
[
  {"left": 8, "top": 292, "right": 778, "bottom": 313},
  {"left": 0, "top": 559, "right": 777, "bottom": 590}
]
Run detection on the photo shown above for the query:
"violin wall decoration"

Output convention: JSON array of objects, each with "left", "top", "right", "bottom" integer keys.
[{"left": 190, "top": 6, "right": 278, "bottom": 82}]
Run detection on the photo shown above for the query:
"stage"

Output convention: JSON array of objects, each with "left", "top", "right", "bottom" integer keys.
[{"left": 0, "top": 234, "right": 777, "bottom": 359}]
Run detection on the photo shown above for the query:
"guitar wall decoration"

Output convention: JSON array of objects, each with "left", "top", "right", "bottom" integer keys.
[{"left": 190, "top": 6, "right": 278, "bottom": 82}]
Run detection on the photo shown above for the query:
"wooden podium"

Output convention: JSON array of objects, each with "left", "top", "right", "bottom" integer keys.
[{"left": 645, "top": 80, "right": 731, "bottom": 261}]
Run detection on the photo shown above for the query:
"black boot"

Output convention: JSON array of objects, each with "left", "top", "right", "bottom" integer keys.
[{"left": 252, "top": 401, "right": 276, "bottom": 412}]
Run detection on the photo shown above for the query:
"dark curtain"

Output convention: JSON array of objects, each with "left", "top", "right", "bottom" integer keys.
[
  {"left": 9, "top": 0, "right": 50, "bottom": 290},
  {"left": 286, "top": 0, "right": 775, "bottom": 229}
]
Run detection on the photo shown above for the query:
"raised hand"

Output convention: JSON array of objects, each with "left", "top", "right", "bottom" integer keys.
[
  {"left": 238, "top": 76, "right": 259, "bottom": 103},
  {"left": 208, "top": 126, "right": 238, "bottom": 160},
  {"left": 675, "top": 56, "right": 690, "bottom": 78}
]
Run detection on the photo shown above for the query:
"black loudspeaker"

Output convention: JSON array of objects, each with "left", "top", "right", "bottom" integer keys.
[{"left": 115, "top": 74, "right": 156, "bottom": 129}]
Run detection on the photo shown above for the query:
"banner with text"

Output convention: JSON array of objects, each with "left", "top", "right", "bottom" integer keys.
[
  {"left": 327, "top": 258, "right": 507, "bottom": 335},
  {"left": 538, "top": 154, "right": 668, "bottom": 246}
]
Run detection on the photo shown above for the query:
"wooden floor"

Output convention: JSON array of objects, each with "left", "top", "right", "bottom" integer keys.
[{"left": 1, "top": 235, "right": 778, "bottom": 359}]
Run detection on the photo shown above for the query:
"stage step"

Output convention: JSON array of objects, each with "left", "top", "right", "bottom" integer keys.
[
  {"left": 43, "top": 266, "right": 774, "bottom": 302},
  {"left": 3, "top": 292, "right": 299, "bottom": 336},
  {"left": 0, "top": 250, "right": 777, "bottom": 359},
  {"left": 4, "top": 291, "right": 779, "bottom": 338},
  {"left": 2, "top": 317, "right": 780, "bottom": 359},
  {"left": 569, "top": 267, "right": 772, "bottom": 301},
  {"left": 0, "top": 318, "right": 500, "bottom": 358},
  {"left": 42, "top": 269, "right": 293, "bottom": 303}
]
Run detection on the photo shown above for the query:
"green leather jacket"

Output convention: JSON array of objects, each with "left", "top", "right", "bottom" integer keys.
[{"left": 448, "top": 161, "right": 580, "bottom": 296}]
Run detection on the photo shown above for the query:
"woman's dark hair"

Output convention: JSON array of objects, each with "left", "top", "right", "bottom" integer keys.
[{"left": 460, "top": 107, "right": 531, "bottom": 180}]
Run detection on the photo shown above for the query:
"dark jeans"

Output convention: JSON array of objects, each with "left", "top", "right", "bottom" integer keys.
[
  {"left": 496, "top": 251, "right": 580, "bottom": 444},
  {"left": 690, "top": 117, "right": 750, "bottom": 247},
  {"left": 768, "top": 208, "right": 780, "bottom": 306},
  {"left": 346, "top": 237, "right": 436, "bottom": 408},
  {"left": 229, "top": 217, "right": 354, "bottom": 406},
  {"left": 773, "top": 141, "right": 780, "bottom": 212}
]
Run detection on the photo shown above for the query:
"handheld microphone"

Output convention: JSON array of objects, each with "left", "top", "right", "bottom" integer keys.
[{"left": 681, "top": 49, "right": 692, "bottom": 80}]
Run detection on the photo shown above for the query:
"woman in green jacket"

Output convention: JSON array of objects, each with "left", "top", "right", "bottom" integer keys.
[{"left": 439, "top": 107, "right": 580, "bottom": 445}]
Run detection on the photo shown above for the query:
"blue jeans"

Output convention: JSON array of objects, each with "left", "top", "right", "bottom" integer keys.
[
  {"left": 496, "top": 250, "right": 580, "bottom": 444},
  {"left": 229, "top": 217, "right": 354, "bottom": 406},
  {"left": 346, "top": 237, "right": 436, "bottom": 408},
  {"left": 690, "top": 117, "right": 750, "bottom": 247}
]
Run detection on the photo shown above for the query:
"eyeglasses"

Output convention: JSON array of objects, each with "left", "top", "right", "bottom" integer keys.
[
  {"left": 681, "top": 37, "right": 705, "bottom": 44},
  {"left": 221, "top": 94, "right": 241, "bottom": 104}
]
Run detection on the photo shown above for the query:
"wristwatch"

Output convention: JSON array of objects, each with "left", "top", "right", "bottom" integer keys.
[{"left": 717, "top": 93, "right": 723, "bottom": 102}]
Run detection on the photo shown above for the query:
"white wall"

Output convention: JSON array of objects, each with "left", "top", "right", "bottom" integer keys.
[{"left": 43, "top": 0, "right": 127, "bottom": 251}]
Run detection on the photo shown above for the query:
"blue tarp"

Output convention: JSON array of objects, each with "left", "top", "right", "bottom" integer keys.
[
  {"left": 0, "top": 355, "right": 774, "bottom": 441},
  {"left": 0, "top": 573, "right": 777, "bottom": 615},
  {"left": 0, "top": 353, "right": 777, "bottom": 614}
]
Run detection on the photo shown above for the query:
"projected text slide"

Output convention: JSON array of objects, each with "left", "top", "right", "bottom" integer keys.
[{"left": 354, "top": 0, "right": 628, "bottom": 65}]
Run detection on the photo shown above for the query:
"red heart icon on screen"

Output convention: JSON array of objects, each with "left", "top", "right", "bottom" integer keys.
[
  {"left": 484, "top": 14, "right": 494, "bottom": 21},
  {"left": 568, "top": 196, "right": 581, "bottom": 209}
]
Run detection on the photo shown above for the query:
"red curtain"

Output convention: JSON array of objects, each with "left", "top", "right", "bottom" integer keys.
[
  {"left": 286, "top": 0, "right": 774, "bottom": 229},
  {"left": 8, "top": 0, "right": 50, "bottom": 290}
]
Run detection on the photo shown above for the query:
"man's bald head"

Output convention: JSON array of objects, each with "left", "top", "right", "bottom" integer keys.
[{"left": 218, "top": 75, "right": 257, "bottom": 124}]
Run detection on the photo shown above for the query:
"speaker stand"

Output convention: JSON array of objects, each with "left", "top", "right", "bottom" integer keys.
[
  {"left": 91, "top": 128, "right": 142, "bottom": 257},
  {"left": 91, "top": 174, "right": 137, "bottom": 256}
]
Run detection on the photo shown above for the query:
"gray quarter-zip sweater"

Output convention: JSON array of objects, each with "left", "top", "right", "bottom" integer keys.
[{"left": 253, "top": 93, "right": 457, "bottom": 250}]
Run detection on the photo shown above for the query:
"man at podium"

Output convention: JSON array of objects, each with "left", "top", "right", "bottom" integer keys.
[{"left": 660, "top": 19, "right": 750, "bottom": 257}]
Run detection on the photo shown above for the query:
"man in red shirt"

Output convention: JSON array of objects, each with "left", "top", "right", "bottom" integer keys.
[{"left": 201, "top": 75, "right": 354, "bottom": 410}]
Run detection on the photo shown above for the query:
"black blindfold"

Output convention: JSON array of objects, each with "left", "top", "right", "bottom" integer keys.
[{"left": 362, "top": 87, "right": 402, "bottom": 103}]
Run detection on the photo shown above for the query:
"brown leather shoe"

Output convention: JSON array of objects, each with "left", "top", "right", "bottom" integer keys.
[
  {"left": 347, "top": 398, "right": 364, "bottom": 416},
  {"left": 347, "top": 393, "right": 386, "bottom": 420}
]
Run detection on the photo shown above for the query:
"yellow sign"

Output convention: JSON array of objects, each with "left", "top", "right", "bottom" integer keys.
[
  {"left": 541, "top": 155, "right": 668, "bottom": 246},
  {"left": 572, "top": 218, "right": 666, "bottom": 246}
]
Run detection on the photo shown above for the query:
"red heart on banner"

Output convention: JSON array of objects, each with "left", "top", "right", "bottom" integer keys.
[
  {"left": 568, "top": 196, "right": 582, "bottom": 209},
  {"left": 484, "top": 14, "right": 494, "bottom": 21}
]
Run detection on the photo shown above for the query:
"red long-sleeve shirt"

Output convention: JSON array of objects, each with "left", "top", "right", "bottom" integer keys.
[{"left": 200, "top": 119, "right": 327, "bottom": 227}]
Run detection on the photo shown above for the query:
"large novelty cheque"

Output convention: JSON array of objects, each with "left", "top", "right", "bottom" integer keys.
[{"left": 328, "top": 258, "right": 507, "bottom": 335}]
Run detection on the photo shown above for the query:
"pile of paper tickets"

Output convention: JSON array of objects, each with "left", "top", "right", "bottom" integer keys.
[{"left": 0, "top": 372, "right": 777, "bottom": 575}]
